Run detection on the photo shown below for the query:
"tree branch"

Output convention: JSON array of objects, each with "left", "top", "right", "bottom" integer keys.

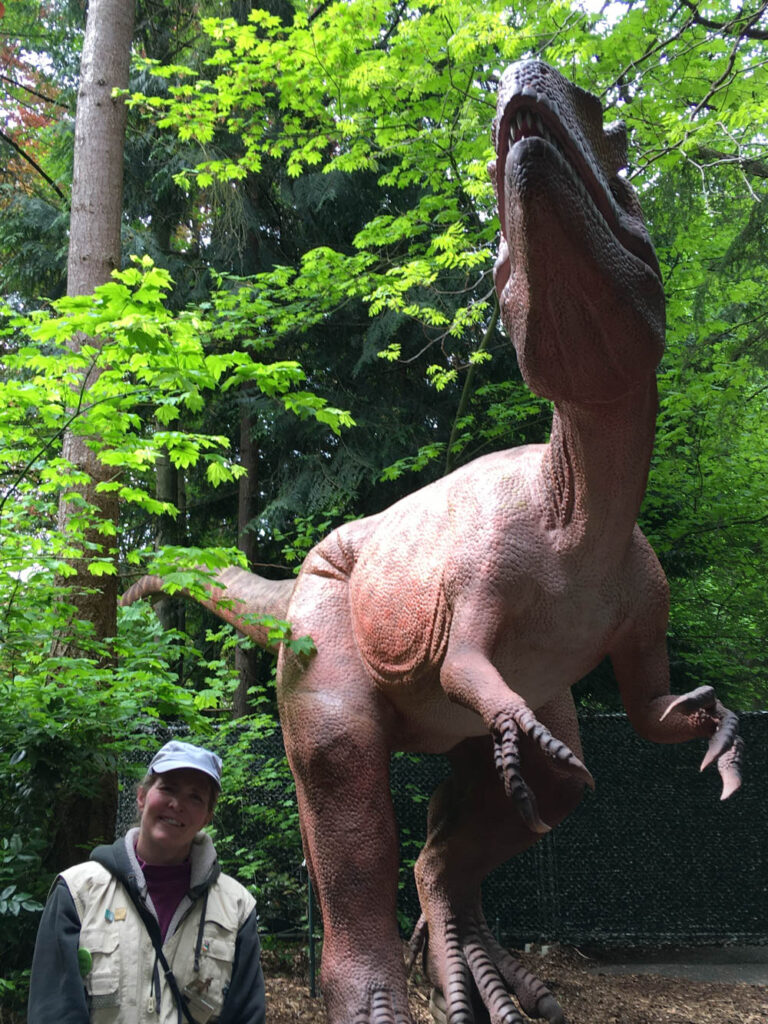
[
  {"left": 0, "top": 71, "right": 70, "bottom": 109},
  {"left": 688, "top": 5, "right": 768, "bottom": 120},
  {"left": 444, "top": 292, "right": 499, "bottom": 477},
  {"left": 0, "top": 127, "right": 66, "bottom": 200},
  {"left": 308, "top": 0, "right": 337, "bottom": 24},
  {"left": 678, "top": 0, "right": 768, "bottom": 41},
  {"left": 695, "top": 144, "right": 768, "bottom": 179}
]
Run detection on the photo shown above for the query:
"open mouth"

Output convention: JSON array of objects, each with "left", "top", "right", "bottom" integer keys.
[{"left": 496, "top": 101, "right": 660, "bottom": 278}]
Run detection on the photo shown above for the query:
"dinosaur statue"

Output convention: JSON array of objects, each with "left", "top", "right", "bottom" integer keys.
[{"left": 123, "top": 61, "right": 743, "bottom": 1024}]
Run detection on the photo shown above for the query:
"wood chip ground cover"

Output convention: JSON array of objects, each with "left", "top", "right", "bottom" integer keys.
[{"left": 261, "top": 944, "right": 767, "bottom": 1024}]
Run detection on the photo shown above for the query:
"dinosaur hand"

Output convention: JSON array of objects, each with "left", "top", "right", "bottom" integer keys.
[
  {"left": 408, "top": 913, "right": 566, "bottom": 1024},
  {"left": 659, "top": 686, "right": 743, "bottom": 799},
  {"left": 490, "top": 706, "right": 594, "bottom": 833}
]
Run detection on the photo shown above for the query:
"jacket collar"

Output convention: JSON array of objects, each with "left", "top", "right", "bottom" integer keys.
[{"left": 91, "top": 828, "right": 220, "bottom": 898}]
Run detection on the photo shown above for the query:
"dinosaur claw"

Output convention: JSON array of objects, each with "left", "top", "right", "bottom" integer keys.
[
  {"left": 428, "top": 987, "right": 448, "bottom": 1024},
  {"left": 659, "top": 685, "right": 715, "bottom": 722},
  {"left": 715, "top": 734, "right": 744, "bottom": 800},
  {"left": 489, "top": 706, "right": 591, "bottom": 829},
  {"left": 536, "top": 995, "right": 566, "bottom": 1024},
  {"left": 406, "top": 914, "right": 428, "bottom": 975},
  {"left": 512, "top": 706, "right": 593, "bottom": 785},
  {"left": 719, "top": 771, "right": 742, "bottom": 802},
  {"left": 699, "top": 706, "right": 739, "bottom": 771},
  {"left": 424, "top": 916, "right": 567, "bottom": 1024},
  {"left": 491, "top": 711, "right": 552, "bottom": 832},
  {"left": 659, "top": 688, "right": 743, "bottom": 800},
  {"left": 570, "top": 759, "right": 595, "bottom": 790}
]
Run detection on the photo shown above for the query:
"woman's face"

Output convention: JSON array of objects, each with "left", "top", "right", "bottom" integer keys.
[{"left": 136, "top": 768, "right": 215, "bottom": 865}]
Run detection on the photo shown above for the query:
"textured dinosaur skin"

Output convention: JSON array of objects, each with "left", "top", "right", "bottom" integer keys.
[{"left": 122, "top": 61, "right": 743, "bottom": 1024}]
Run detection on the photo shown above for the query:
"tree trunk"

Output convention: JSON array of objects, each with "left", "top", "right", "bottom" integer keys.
[
  {"left": 59, "top": 0, "right": 135, "bottom": 632},
  {"left": 49, "top": 0, "right": 135, "bottom": 871}
]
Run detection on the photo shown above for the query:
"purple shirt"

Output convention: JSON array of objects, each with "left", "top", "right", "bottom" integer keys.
[{"left": 138, "top": 857, "right": 192, "bottom": 940}]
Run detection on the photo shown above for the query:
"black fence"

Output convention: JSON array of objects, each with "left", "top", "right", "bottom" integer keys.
[
  {"left": 393, "top": 713, "right": 767, "bottom": 947},
  {"left": 123, "top": 712, "right": 768, "bottom": 948}
]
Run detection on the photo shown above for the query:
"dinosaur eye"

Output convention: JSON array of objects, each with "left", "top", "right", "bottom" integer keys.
[{"left": 608, "top": 176, "right": 643, "bottom": 220}]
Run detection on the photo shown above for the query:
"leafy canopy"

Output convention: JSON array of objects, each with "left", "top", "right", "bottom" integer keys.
[{"left": 127, "top": 0, "right": 768, "bottom": 708}]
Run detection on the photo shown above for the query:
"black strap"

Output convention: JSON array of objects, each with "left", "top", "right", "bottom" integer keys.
[
  {"left": 154, "top": 942, "right": 197, "bottom": 1024},
  {"left": 123, "top": 884, "right": 199, "bottom": 1024},
  {"left": 193, "top": 891, "right": 209, "bottom": 973}
]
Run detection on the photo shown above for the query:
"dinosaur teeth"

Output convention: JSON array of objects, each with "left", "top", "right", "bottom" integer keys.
[{"left": 509, "top": 116, "right": 563, "bottom": 156}]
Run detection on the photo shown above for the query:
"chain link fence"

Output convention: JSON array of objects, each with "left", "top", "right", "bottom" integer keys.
[
  {"left": 395, "top": 712, "right": 767, "bottom": 947},
  {"left": 121, "top": 712, "right": 767, "bottom": 948}
]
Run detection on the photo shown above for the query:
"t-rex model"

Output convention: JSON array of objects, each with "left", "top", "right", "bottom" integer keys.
[{"left": 123, "top": 61, "right": 743, "bottom": 1024}]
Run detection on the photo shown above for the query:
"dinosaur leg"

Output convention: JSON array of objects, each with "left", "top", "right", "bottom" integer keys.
[
  {"left": 412, "top": 694, "right": 585, "bottom": 1024},
  {"left": 277, "top": 594, "right": 411, "bottom": 1024}
]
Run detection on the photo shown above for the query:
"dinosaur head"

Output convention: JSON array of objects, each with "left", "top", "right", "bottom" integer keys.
[{"left": 491, "top": 61, "right": 665, "bottom": 404}]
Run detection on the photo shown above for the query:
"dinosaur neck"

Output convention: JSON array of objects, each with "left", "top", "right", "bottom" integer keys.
[{"left": 542, "top": 376, "right": 658, "bottom": 549}]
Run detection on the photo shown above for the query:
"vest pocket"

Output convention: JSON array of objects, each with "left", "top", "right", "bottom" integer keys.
[
  {"left": 194, "top": 926, "right": 237, "bottom": 1014},
  {"left": 80, "top": 927, "right": 121, "bottom": 1010}
]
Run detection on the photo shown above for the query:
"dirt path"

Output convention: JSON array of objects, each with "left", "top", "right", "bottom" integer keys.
[{"left": 262, "top": 944, "right": 767, "bottom": 1024}]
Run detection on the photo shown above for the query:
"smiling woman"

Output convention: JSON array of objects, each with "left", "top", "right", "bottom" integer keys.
[
  {"left": 27, "top": 741, "right": 266, "bottom": 1024},
  {"left": 136, "top": 745, "right": 220, "bottom": 867}
]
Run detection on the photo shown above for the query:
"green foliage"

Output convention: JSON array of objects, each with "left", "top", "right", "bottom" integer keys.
[
  {"left": 380, "top": 442, "right": 446, "bottom": 482},
  {"left": 1, "top": 6, "right": 768, "bottom": 1011},
  {"left": 0, "top": 838, "right": 44, "bottom": 943},
  {"left": 1, "top": 257, "right": 353, "bottom": 578},
  {"left": 132, "top": 0, "right": 768, "bottom": 708},
  {"left": 275, "top": 508, "right": 356, "bottom": 567},
  {"left": 209, "top": 715, "right": 305, "bottom": 933}
]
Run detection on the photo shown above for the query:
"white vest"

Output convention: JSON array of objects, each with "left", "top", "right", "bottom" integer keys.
[{"left": 62, "top": 857, "right": 255, "bottom": 1024}]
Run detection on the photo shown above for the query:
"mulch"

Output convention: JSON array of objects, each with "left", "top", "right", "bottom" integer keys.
[{"left": 261, "top": 942, "right": 767, "bottom": 1024}]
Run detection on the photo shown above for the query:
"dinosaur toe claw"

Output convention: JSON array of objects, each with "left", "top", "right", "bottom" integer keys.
[
  {"left": 424, "top": 916, "right": 566, "bottom": 1024},
  {"left": 406, "top": 914, "right": 428, "bottom": 975},
  {"left": 536, "top": 995, "right": 566, "bottom": 1024},
  {"left": 427, "top": 987, "right": 448, "bottom": 1024}
]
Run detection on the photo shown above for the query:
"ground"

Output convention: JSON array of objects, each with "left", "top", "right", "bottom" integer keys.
[{"left": 261, "top": 943, "right": 766, "bottom": 1024}]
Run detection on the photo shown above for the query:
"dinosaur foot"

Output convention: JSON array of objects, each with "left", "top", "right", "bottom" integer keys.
[
  {"left": 324, "top": 968, "right": 414, "bottom": 1024},
  {"left": 489, "top": 707, "right": 594, "bottom": 832},
  {"left": 349, "top": 990, "right": 413, "bottom": 1024},
  {"left": 659, "top": 685, "right": 743, "bottom": 799},
  {"left": 408, "top": 913, "right": 566, "bottom": 1024}
]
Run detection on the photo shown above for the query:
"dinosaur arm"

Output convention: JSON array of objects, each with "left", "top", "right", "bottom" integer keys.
[
  {"left": 440, "top": 614, "right": 593, "bottom": 832},
  {"left": 610, "top": 634, "right": 743, "bottom": 799},
  {"left": 608, "top": 536, "right": 737, "bottom": 740}
]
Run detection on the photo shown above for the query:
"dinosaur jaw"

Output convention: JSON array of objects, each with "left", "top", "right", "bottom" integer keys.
[
  {"left": 493, "top": 64, "right": 665, "bottom": 404},
  {"left": 494, "top": 95, "right": 661, "bottom": 283}
]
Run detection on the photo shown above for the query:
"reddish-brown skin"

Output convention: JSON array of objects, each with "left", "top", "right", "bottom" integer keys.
[{"left": 122, "top": 62, "right": 742, "bottom": 1024}]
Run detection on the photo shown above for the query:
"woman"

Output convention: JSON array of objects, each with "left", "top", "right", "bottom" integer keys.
[{"left": 28, "top": 740, "right": 265, "bottom": 1023}]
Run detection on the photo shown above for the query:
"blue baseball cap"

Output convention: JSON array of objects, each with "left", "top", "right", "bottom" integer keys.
[{"left": 148, "top": 740, "right": 222, "bottom": 788}]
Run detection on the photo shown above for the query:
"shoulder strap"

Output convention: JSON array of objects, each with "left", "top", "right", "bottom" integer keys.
[{"left": 121, "top": 881, "right": 198, "bottom": 1024}]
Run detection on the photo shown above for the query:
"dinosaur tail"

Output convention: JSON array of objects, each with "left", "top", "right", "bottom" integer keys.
[{"left": 120, "top": 567, "right": 297, "bottom": 653}]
